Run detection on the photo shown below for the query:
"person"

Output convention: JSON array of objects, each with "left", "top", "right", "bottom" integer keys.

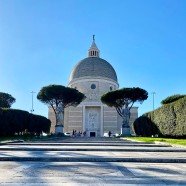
[
  {"left": 83, "top": 131, "right": 86, "bottom": 137},
  {"left": 72, "top": 130, "right": 75, "bottom": 137},
  {"left": 74, "top": 130, "right": 77, "bottom": 137},
  {"left": 108, "top": 131, "right": 112, "bottom": 137},
  {"left": 78, "top": 131, "right": 81, "bottom": 137}
]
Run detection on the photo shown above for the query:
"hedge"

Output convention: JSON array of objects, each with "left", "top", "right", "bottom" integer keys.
[
  {"left": 133, "top": 96, "right": 186, "bottom": 137},
  {"left": 0, "top": 108, "right": 51, "bottom": 136},
  {"left": 161, "top": 94, "right": 186, "bottom": 105},
  {"left": 28, "top": 114, "right": 51, "bottom": 135}
]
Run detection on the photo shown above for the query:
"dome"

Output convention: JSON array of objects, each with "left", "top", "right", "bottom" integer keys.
[{"left": 69, "top": 57, "right": 118, "bottom": 82}]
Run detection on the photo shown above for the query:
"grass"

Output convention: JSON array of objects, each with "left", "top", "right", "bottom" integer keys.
[{"left": 125, "top": 137, "right": 186, "bottom": 146}]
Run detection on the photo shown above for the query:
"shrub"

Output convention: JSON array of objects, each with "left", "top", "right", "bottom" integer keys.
[
  {"left": 161, "top": 94, "right": 185, "bottom": 105},
  {"left": 28, "top": 114, "right": 51, "bottom": 135},
  {"left": 133, "top": 116, "right": 161, "bottom": 137},
  {"left": 0, "top": 108, "right": 10, "bottom": 136},
  {"left": 133, "top": 96, "right": 186, "bottom": 137},
  {"left": 0, "top": 108, "right": 51, "bottom": 137},
  {"left": 4, "top": 109, "right": 29, "bottom": 135}
]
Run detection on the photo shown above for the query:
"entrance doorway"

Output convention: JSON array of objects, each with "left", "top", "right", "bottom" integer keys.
[
  {"left": 85, "top": 106, "right": 101, "bottom": 137},
  {"left": 90, "top": 132, "right": 96, "bottom": 137}
]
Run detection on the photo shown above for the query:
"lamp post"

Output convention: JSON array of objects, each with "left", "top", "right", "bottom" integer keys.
[{"left": 30, "top": 91, "right": 35, "bottom": 113}]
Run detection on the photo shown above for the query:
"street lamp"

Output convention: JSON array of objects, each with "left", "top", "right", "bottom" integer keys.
[
  {"left": 30, "top": 91, "right": 36, "bottom": 113},
  {"left": 152, "top": 92, "right": 156, "bottom": 111}
]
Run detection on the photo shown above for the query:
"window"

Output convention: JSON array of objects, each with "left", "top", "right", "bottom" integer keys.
[{"left": 91, "top": 84, "right": 96, "bottom": 89}]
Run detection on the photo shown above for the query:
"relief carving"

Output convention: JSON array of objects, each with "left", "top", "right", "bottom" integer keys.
[{"left": 88, "top": 112, "right": 98, "bottom": 129}]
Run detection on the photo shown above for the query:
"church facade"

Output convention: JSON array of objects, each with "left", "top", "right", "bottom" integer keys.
[{"left": 49, "top": 38, "right": 138, "bottom": 136}]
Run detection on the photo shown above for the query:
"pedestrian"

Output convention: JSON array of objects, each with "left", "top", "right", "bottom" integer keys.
[
  {"left": 108, "top": 131, "right": 112, "bottom": 137},
  {"left": 83, "top": 131, "right": 86, "bottom": 137},
  {"left": 74, "top": 130, "right": 77, "bottom": 137}
]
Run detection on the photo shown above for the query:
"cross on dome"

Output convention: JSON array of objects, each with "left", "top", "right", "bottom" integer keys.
[{"left": 88, "top": 35, "right": 100, "bottom": 57}]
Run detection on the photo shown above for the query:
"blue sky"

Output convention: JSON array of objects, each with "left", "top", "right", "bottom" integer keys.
[{"left": 0, "top": 0, "right": 185, "bottom": 117}]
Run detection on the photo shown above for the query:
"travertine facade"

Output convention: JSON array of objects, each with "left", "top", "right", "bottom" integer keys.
[{"left": 49, "top": 37, "right": 138, "bottom": 136}]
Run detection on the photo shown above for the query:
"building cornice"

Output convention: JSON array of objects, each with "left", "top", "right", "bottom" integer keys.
[{"left": 68, "top": 76, "right": 119, "bottom": 87}]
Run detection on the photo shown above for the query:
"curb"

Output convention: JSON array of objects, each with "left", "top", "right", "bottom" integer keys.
[
  {"left": 0, "top": 157, "right": 185, "bottom": 163},
  {"left": 1, "top": 143, "right": 171, "bottom": 147},
  {"left": 0, "top": 140, "right": 24, "bottom": 146},
  {"left": 123, "top": 138, "right": 186, "bottom": 149},
  {"left": 154, "top": 141, "right": 186, "bottom": 149},
  {"left": 0, "top": 148, "right": 186, "bottom": 152}
]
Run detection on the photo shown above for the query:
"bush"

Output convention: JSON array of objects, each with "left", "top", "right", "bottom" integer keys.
[
  {"left": 133, "top": 116, "right": 161, "bottom": 137},
  {"left": 4, "top": 109, "right": 29, "bottom": 135},
  {"left": 133, "top": 96, "right": 186, "bottom": 137},
  {"left": 28, "top": 114, "right": 51, "bottom": 135},
  {"left": 0, "top": 108, "right": 51, "bottom": 137},
  {"left": 161, "top": 94, "right": 185, "bottom": 105},
  {"left": 0, "top": 108, "right": 10, "bottom": 136}
]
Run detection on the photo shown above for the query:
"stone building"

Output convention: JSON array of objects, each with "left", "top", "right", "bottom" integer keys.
[{"left": 49, "top": 37, "right": 138, "bottom": 136}]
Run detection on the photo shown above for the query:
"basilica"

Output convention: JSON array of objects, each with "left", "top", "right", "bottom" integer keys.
[{"left": 49, "top": 37, "right": 138, "bottom": 136}]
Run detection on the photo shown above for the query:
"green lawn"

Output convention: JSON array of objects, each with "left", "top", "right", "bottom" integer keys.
[{"left": 125, "top": 137, "right": 186, "bottom": 146}]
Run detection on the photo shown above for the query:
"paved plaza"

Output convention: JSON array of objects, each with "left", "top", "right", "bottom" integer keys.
[{"left": 0, "top": 137, "right": 186, "bottom": 185}]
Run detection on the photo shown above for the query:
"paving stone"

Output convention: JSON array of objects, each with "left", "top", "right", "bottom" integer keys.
[{"left": 0, "top": 138, "right": 185, "bottom": 185}]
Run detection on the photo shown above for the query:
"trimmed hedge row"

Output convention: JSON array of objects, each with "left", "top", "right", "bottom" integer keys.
[
  {"left": 133, "top": 96, "right": 186, "bottom": 137},
  {"left": 161, "top": 94, "right": 185, "bottom": 105},
  {"left": 0, "top": 108, "right": 51, "bottom": 136}
]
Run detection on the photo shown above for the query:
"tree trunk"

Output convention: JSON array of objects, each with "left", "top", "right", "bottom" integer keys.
[
  {"left": 121, "top": 107, "right": 131, "bottom": 136},
  {"left": 55, "top": 105, "right": 64, "bottom": 126},
  {"left": 55, "top": 105, "right": 64, "bottom": 134}
]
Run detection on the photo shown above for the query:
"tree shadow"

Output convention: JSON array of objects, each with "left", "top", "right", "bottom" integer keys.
[
  {"left": 0, "top": 139, "right": 186, "bottom": 185},
  {"left": 141, "top": 166, "right": 180, "bottom": 175}
]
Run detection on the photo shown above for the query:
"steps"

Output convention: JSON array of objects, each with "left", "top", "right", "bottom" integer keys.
[
  {"left": 0, "top": 137, "right": 185, "bottom": 163},
  {"left": 0, "top": 137, "right": 186, "bottom": 185}
]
